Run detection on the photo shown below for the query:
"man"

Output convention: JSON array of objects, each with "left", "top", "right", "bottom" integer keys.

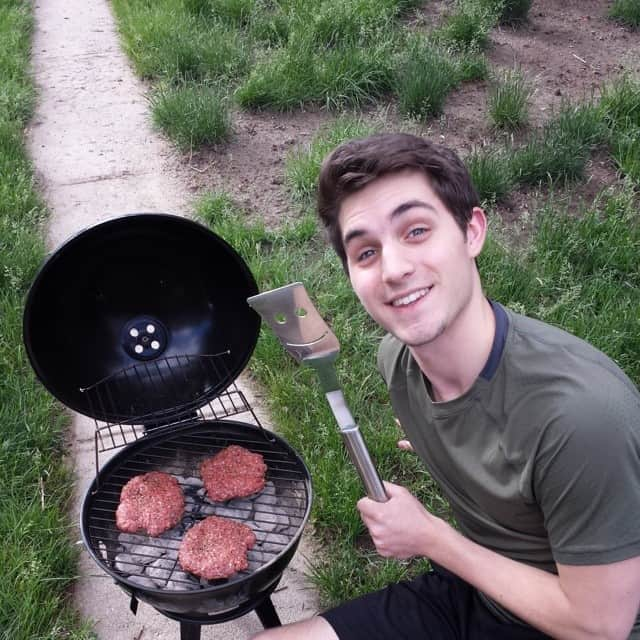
[{"left": 253, "top": 133, "right": 640, "bottom": 639}]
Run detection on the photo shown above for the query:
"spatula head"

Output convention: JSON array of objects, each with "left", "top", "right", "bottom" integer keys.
[{"left": 247, "top": 282, "right": 340, "bottom": 362}]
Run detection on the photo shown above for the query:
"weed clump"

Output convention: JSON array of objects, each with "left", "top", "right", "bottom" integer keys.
[
  {"left": 487, "top": 67, "right": 532, "bottom": 130},
  {"left": 150, "top": 83, "right": 232, "bottom": 150},
  {"left": 609, "top": 0, "right": 640, "bottom": 29}
]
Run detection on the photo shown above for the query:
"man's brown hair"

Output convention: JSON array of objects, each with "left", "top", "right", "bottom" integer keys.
[{"left": 317, "top": 132, "right": 481, "bottom": 269}]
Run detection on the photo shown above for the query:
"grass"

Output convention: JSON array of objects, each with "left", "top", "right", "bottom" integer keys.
[
  {"left": 507, "top": 99, "right": 611, "bottom": 187},
  {"left": 436, "top": 0, "right": 499, "bottom": 50},
  {"left": 0, "top": 1, "right": 94, "bottom": 638},
  {"left": 111, "top": 0, "right": 250, "bottom": 82},
  {"left": 110, "top": 0, "right": 504, "bottom": 140},
  {"left": 465, "top": 145, "right": 514, "bottom": 204},
  {"left": 236, "top": 36, "right": 397, "bottom": 111},
  {"left": 495, "top": 0, "right": 532, "bottom": 25},
  {"left": 609, "top": 0, "right": 640, "bottom": 29},
  {"left": 150, "top": 82, "right": 232, "bottom": 150},
  {"left": 285, "top": 117, "right": 379, "bottom": 203},
  {"left": 395, "top": 38, "right": 459, "bottom": 120},
  {"left": 487, "top": 67, "right": 532, "bottom": 130}
]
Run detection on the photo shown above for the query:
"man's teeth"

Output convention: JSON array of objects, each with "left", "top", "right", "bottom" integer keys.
[{"left": 392, "top": 288, "right": 429, "bottom": 307}]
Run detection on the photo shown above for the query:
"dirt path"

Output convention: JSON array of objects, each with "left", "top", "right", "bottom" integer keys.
[{"left": 26, "top": 1, "right": 319, "bottom": 638}]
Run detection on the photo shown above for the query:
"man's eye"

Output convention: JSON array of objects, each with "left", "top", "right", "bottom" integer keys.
[
  {"left": 408, "top": 227, "right": 428, "bottom": 238},
  {"left": 357, "top": 248, "right": 375, "bottom": 262}
]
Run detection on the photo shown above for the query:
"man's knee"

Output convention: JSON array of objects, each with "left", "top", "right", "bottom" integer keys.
[{"left": 250, "top": 615, "right": 337, "bottom": 640}]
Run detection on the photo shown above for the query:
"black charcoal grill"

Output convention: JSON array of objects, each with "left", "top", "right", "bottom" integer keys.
[{"left": 22, "top": 214, "right": 313, "bottom": 640}]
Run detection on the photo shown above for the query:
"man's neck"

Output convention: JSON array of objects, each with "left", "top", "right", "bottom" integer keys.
[{"left": 409, "top": 294, "right": 496, "bottom": 403}]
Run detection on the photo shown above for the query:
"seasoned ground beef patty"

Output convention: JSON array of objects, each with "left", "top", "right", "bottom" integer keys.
[
  {"left": 178, "top": 516, "right": 256, "bottom": 579},
  {"left": 116, "top": 471, "right": 184, "bottom": 536},
  {"left": 200, "top": 444, "right": 267, "bottom": 502}
]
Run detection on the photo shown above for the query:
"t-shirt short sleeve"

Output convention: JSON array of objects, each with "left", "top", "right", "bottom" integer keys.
[{"left": 534, "top": 380, "right": 640, "bottom": 565}]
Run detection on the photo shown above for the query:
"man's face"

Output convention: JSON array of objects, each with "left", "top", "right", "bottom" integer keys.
[{"left": 339, "top": 169, "right": 485, "bottom": 350}]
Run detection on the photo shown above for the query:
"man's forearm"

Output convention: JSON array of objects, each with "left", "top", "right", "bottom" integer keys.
[{"left": 429, "top": 521, "right": 633, "bottom": 640}]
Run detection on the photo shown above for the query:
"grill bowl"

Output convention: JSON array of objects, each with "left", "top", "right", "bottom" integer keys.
[{"left": 81, "top": 420, "right": 312, "bottom": 616}]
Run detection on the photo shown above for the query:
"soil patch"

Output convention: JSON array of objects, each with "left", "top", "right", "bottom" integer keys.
[{"left": 181, "top": 1, "right": 639, "bottom": 228}]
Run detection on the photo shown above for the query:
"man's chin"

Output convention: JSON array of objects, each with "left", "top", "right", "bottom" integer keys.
[{"left": 391, "top": 323, "right": 446, "bottom": 348}]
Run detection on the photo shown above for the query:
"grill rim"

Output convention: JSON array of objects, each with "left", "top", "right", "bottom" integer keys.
[{"left": 80, "top": 418, "right": 312, "bottom": 614}]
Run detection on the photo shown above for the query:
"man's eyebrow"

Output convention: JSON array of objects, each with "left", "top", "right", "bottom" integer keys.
[{"left": 343, "top": 199, "right": 436, "bottom": 247}]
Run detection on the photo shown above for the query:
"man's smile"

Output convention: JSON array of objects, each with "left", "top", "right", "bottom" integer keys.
[{"left": 390, "top": 287, "right": 431, "bottom": 308}]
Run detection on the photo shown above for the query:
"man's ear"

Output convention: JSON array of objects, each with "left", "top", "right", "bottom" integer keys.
[{"left": 466, "top": 207, "right": 487, "bottom": 259}]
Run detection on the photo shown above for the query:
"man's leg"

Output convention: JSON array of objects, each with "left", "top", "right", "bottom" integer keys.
[{"left": 251, "top": 615, "right": 338, "bottom": 639}]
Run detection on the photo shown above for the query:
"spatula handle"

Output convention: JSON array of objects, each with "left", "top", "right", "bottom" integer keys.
[
  {"left": 340, "top": 426, "right": 388, "bottom": 502},
  {"left": 326, "top": 390, "right": 388, "bottom": 502}
]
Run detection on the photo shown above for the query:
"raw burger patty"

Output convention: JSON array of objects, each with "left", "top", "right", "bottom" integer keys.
[
  {"left": 116, "top": 471, "right": 184, "bottom": 536},
  {"left": 178, "top": 515, "right": 256, "bottom": 579},
  {"left": 200, "top": 444, "right": 267, "bottom": 502}
]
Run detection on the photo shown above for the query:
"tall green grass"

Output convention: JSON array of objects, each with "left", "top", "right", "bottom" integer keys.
[
  {"left": 465, "top": 146, "right": 514, "bottom": 204},
  {"left": 150, "top": 82, "right": 232, "bottom": 150},
  {"left": 609, "top": 0, "right": 640, "bottom": 29},
  {"left": 494, "top": 0, "right": 532, "bottom": 25},
  {"left": 395, "top": 38, "right": 458, "bottom": 120},
  {"left": 599, "top": 76, "right": 640, "bottom": 185},
  {"left": 236, "top": 0, "right": 401, "bottom": 110},
  {"left": 487, "top": 67, "right": 532, "bottom": 130},
  {"left": 436, "top": 0, "right": 499, "bottom": 50},
  {"left": 112, "top": 0, "right": 250, "bottom": 82},
  {"left": 0, "top": 1, "right": 93, "bottom": 638},
  {"left": 509, "top": 100, "right": 607, "bottom": 186},
  {"left": 285, "top": 117, "right": 379, "bottom": 203}
]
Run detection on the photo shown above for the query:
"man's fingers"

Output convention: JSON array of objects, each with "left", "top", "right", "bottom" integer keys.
[{"left": 398, "top": 439, "right": 414, "bottom": 452}]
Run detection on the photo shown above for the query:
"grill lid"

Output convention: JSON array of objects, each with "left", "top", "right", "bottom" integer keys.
[{"left": 23, "top": 213, "right": 260, "bottom": 423}]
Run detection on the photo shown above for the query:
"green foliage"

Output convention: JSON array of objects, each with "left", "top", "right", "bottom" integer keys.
[
  {"left": 285, "top": 117, "right": 379, "bottom": 203},
  {"left": 0, "top": 3, "right": 94, "bottom": 637},
  {"left": 598, "top": 75, "right": 640, "bottom": 131},
  {"left": 395, "top": 38, "right": 458, "bottom": 120},
  {"left": 452, "top": 45, "right": 489, "bottom": 82},
  {"left": 236, "top": 36, "right": 396, "bottom": 110},
  {"left": 0, "top": 2, "right": 35, "bottom": 123},
  {"left": 150, "top": 82, "right": 232, "bottom": 150},
  {"left": 612, "top": 127, "right": 640, "bottom": 185},
  {"left": 487, "top": 67, "right": 532, "bottom": 130},
  {"left": 437, "top": 0, "right": 499, "bottom": 50},
  {"left": 508, "top": 100, "right": 606, "bottom": 186},
  {"left": 496, "top": 0, "right": 532, "bottom": 25},
  {"left": 609, "top": 0, "right": 640, "bottom": 29},
  {"left": 112, "top": 0, "right": 249, "bottom": 82},
  {"left": 183, "top": 0, "right": 256, "bottom": 25},
  {"left": 465, "top": 146, "right": 514, "bottom": 204}
]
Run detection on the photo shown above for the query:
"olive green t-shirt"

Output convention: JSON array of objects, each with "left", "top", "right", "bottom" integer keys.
[{"left": 377, "top": 304, "right": 640, "bottom": 634}]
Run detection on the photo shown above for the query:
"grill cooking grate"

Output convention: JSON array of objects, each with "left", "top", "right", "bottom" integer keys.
[
  {"left": 80, "top": 353, "right": 262, "bottom": 473},
  {"left": 85, "top": 421, "right": 310, "bottom": 600}
]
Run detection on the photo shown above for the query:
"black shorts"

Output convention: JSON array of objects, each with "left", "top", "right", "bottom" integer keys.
[{"left": 320, "top": 564, "right": 550, "bottom": 640}]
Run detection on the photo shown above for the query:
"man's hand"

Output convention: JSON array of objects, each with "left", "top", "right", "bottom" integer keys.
[
  {"left": 395, "top": 418, "right": 414, "bottom": 452},
  {"left": 357, "top": 481, "right": 446, "bottom": 560}
]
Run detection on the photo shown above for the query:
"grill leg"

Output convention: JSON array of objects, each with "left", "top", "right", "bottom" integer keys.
[
  {"left": 179, "top": 621, "right": 202, "bottom": 640},
  {"left": 255, "top": 596, "right": 281, "bottom": 629}
]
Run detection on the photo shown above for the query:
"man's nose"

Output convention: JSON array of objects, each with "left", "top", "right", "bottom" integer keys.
[{"left": 381, "top": 244, "right": 414, "bottom": 283}]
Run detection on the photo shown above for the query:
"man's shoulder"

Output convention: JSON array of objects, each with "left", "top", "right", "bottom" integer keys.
[
  {"left": 504, "top": 307, "right": 633, "bottom": 383},
  {"left": 377, "top": 333, "right": 408, "bottom": 381},
  {"left": 501, "top": 306, "right": 640, "bottom": 421}
]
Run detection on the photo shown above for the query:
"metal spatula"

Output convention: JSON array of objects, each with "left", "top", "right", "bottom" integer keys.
[{"left": 247, "top": 282, "right": 388, "bottom": 502}]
